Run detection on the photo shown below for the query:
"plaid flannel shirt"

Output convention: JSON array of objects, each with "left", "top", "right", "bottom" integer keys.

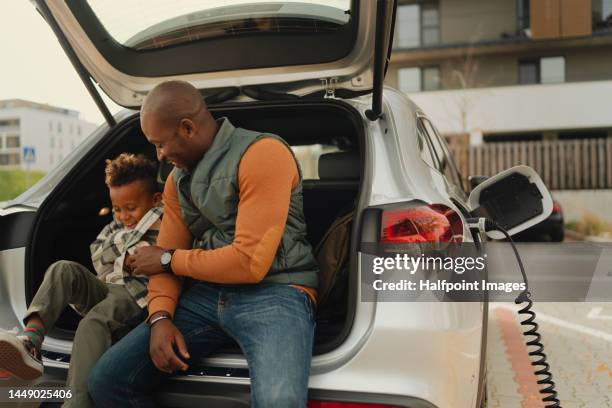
[{"left": 90, "top": 206, "right": 163, "bottom": 308}]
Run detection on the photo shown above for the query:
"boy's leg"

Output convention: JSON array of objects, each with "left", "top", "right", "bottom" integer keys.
[
  {"left": 25, "top": 260, "right": 108, "bottom": 330},
  {"left": 63, "top": 285, "right": 143, "bottom": 408},
  {"left": 0, "top": 261, "right": 108, "bottom": 380},
  {"left": 221, "top": 285, "right": 315, "bottom": 408}
]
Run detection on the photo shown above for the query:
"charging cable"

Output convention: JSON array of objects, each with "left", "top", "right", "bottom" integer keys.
[{"left": 466, "top": 217, "right": 561, "bottom": 408}]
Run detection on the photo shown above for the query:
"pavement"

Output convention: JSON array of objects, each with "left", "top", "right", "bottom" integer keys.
[{"left": 487, "top": 302, "right": 612, "bottom": 407}]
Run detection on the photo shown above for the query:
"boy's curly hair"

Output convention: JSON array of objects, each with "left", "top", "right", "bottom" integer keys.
[{"left": 104, "top": 153, "right": 158, "bottom": 194}]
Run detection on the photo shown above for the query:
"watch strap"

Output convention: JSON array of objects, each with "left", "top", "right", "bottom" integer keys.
[{"left": 161, "top": 249, "right": 175, "bottom": 273}]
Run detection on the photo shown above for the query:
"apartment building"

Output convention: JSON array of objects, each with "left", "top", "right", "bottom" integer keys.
[
  {"left": 387, "top": 0, "right": 612, "bottom": 145},
  {"left": 0, "top": 99, "right": 97, "bottom": 172}
]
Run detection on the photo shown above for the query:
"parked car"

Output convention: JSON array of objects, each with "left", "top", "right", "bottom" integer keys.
[{"left": 0, "top": 1, "right": 552, "bottom": 406}]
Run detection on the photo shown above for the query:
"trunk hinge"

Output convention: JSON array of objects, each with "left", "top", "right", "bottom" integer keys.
[{"left": 321, "top": 77, "right": 338, "bottom": 99}]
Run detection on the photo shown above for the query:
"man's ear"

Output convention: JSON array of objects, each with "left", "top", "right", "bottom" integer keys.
[
  {"left": 179, "top": 118, "right": 196, "bottom": 139},
  {"left": 153, "top": 192, "right": 163, "bottom": 206}
]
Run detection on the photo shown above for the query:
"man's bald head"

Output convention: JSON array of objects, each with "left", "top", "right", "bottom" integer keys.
[
  {"left": 139, "top": 81, "right": 218, "bottom": 171},
  {"left": 141, "top": 81, "right": 208, "bottom": 127}
]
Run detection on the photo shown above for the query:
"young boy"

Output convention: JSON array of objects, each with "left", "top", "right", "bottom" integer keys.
[{"left": 0, "top": 153, "right": 163, "bottom": 407}]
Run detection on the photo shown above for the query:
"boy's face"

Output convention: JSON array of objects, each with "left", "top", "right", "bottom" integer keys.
[{"left": 109, "top": 180, "right": 161, "bottom": 229}]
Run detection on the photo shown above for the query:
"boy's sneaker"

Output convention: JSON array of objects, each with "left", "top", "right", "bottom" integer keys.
[{"left": 0, "top": 328, "right": 43, "bottom": 380}]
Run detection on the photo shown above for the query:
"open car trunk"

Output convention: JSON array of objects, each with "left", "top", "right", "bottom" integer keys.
[{"left": 27, "top": 99, "right": 365, "bottom": 358}]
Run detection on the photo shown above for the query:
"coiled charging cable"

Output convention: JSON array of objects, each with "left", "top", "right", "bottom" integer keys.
[{"left": 466, "top": 217, "right": 561, "bottom": 408}]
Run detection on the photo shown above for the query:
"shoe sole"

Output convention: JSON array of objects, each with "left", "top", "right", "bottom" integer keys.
[{"left": 0, "top": 337, "right": 43, "bottom": 380}]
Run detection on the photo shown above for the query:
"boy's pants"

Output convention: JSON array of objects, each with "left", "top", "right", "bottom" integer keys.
[{"left": 24, "top": 260, "right": 144, "bottom": 408}]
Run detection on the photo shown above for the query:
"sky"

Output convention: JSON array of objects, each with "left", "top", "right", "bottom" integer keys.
[{"left": 0, "top": 1, "right": 121, "bottom": 125}]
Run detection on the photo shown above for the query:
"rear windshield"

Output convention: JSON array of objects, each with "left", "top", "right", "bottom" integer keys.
[{"left": 87, "top": 0, "right": 352, "bottom": 50}]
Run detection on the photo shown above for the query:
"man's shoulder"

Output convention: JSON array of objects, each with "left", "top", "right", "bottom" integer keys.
[{"left": 244, "top": 137, "right": 292, "bottom": 158}]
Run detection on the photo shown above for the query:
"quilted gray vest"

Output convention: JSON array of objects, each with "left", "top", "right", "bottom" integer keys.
[{"left": 174, "top": 118, "right": 318, "bottom": 289}]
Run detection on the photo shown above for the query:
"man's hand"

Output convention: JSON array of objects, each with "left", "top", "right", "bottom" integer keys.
[
  {"left": 129, "top": 246, "right": 166, "bottom": 276},
  {"left": 123, "top": 254, "right": 134, "bottom": 274},
  {"left": 149, "top": 317, "right": 190, "bottom": 373}
]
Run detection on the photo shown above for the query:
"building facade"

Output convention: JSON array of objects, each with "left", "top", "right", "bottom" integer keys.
[
  {"left": 0, "top": 99, "right": 97, "bottom": 172},
  {"left": 387, "top": 0, "right": 612, "bottom": 145}
]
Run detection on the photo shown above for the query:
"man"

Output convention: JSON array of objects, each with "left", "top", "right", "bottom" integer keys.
[{"left": 88, "top": 81, "right": 319, "bottom": 407}]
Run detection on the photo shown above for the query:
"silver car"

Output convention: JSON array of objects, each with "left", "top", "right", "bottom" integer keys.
[{"left": 1, "top": 1, "right": 553, "bottom": 407}]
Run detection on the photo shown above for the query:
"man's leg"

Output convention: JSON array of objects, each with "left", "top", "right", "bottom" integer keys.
[
  {"left": 63, "top": 285, "right": 144, "bottom": 408},
  {"left": 221, "top": 285, "right": 315, "bottom": 408},
  {"left": 88, "top": 282, "right": 232, "bottom": 408}
]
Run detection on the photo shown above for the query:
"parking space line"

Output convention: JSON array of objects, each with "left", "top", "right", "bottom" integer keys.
[{"left": 496, "top": 304, "right": 612, "bottom": 343}]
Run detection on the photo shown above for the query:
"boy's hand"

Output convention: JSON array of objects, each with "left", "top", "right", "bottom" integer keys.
[
  {"left": 149, "top": 318, "right": 190, "bottom": 373},
  {"left": 130, "top": 246, "right": 165, "bottom": 276}
]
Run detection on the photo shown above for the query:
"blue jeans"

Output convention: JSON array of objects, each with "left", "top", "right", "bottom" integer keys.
[{"left": 88, "top": 282, "right": 315, "bottom": 407}]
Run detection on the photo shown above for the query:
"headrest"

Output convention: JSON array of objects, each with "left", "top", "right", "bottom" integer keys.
[{"left": 318, "top": 151, "right": 360, "bottom": 180}]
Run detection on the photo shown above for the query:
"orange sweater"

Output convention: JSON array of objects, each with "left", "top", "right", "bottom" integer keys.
[{"left": 149, "top": 138, "right": 316, "bottom": 319}]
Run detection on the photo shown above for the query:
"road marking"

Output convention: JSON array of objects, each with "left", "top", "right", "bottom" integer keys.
[
  {"left": 495, "top": 304, "right": 612, "bottom": 343},
  {"left": 587, "top": 306, "right": 612, "bottom": 320}
]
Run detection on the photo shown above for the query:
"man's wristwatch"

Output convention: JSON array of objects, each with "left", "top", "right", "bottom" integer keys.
[{"left": 160, "top": 249, "right": 175, "bottom": 273}]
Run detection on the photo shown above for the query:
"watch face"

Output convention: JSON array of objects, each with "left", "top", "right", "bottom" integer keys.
[{"left": 161, "top": 252, "right": 172, "bottom": 265}]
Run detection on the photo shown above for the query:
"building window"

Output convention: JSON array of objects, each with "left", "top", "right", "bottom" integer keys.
[
  {"left": 421, "top": 2, "right": 440, "bottom": 46},
  {"left": 50, "top": 153, "right": 54, "bottom": 166},
  {"left": 394, "top": 1, "right": 440, "bottom": 49},
  {"left": 5, "top": 135, "right": 20, "bottom": 148},
  {"left": 398, "top": 66, "right": 441, "bottom": 92},
  {"left": 423, "top": 66, "right": 441, "bottom": 91},
  {"left": 0, "top": 118, "right": 20, "bottom": 127},
  {"left": 59, "top": 138, "right": 64, "bottom": 149},
  {"left": 593, "top": 0, "right": 612, "bottom": 32},
  {"left": 517, "top": 0, "right": 531, "bottom": 33},
  {"left": 519, "top": 60, "right": 539, "bottom": 84},
  {"left": 0, "top": 153, "right": 20, "bottom": 165},
  {"left": 396, "top": 4, "right": 420, "bottom": 48},
  {"left": 50, "top": 136, "right": 55, "bottom": 148},
  {"left": 398, "top": 67, "right": 421, "bottom": 92},
  {"left": 540, "top": 57, "right": 565, "bottom": 83},
  {"left": 0, "top": 137, "right": 3, "bottom": 149},
  {"left": 57, "top": 122, "right": 62, "bottom": 133},
  {"left": 77, "top": 125, "right": 82, "bottom": 136},
  {"left": 519, "top": 57, "right": 565, "bottom": 84}
]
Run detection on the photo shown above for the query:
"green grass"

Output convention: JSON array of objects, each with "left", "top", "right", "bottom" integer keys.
[{"left": 0, "top": 170, "right": 46, "bottom": 202}]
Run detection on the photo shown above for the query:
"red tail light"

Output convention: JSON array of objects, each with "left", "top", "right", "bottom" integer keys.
[
  {"left": 552, "top": 201, "right": 562, "bottom": 214},
  {"left": 381, "top": 204, "right": 463, "bottom": 243},
  {"left": 308, "top": 402, "right": 401, "bottom": 408}
]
